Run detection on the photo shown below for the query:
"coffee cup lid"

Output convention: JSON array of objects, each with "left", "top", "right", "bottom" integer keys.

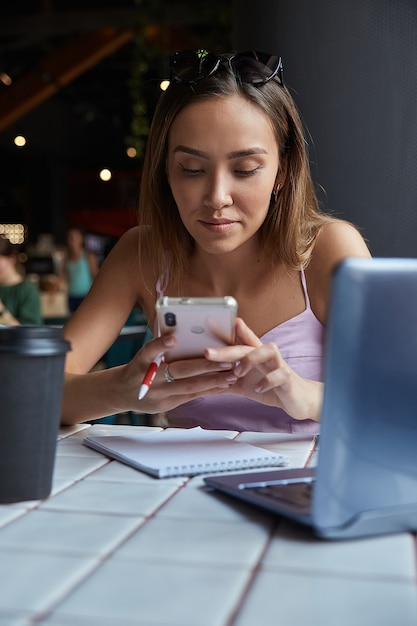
[{"left": 0, "top": 325, "right": 71, "bottom": 356}]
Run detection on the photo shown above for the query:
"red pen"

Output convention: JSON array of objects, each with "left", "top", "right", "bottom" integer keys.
[{"left": 138, "top": 354, "right": 163, "bottom": 400}]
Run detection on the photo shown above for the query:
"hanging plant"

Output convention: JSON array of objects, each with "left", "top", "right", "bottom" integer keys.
[{"left": 126, "top": 0, "right": 233, "bottom": 161}]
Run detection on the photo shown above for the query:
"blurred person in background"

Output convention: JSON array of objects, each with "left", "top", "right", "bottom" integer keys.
[
  {"left": 62, "top": 227, "right": 99, "bottom": 313},
  {"left": 0, "top": 236, "right": 42, "bottom": 325}
]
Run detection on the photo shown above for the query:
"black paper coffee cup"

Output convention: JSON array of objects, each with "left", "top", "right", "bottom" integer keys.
[{"left": 0, "top": 326, "right": 71, "bottom": 503}]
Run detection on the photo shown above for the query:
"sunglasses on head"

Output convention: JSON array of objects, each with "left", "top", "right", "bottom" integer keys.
[{"left": 169, "top": 50, "right": 285, "bottom": 87}]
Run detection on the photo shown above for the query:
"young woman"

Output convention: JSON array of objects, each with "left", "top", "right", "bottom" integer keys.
[
  {"left": 62, "top": 50, "right": 370, "bottom": 431},
  {"left": 62, "top": 227, "right": 99, "bottom": 313}
]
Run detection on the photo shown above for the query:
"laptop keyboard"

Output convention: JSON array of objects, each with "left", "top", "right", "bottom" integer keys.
[{"left": 249, "top": 480, "right": 314, "bottom": 512}]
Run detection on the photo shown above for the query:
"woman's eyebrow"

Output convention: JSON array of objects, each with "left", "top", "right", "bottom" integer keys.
[
  {"left": 173, "top": 146, "right": 209, "bottom": 158},
  {"left": 173, "top": 146, "right": 268, "bottom": 159},
  {"left": 227, "top": 148, "right": 268, "bottom": 159}
]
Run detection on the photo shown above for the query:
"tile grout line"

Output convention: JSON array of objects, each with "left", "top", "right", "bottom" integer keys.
[
  {"left": 224, "top": 518, "right": 283, "bottom": 626},
  {"left": 24, "top": 481, "right": 190, "bottom": 624}
]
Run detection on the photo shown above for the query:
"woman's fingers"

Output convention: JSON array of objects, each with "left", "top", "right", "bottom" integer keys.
[
  {"left": 234, "top": 317, "right": 263, "bottom": 347},
  {"left": 158, "top": 368, "right": 238, "bottom": 395},
  {"left": 206, "top": 341, "right": 284, "bottom": 380},
  {"left": 205, "top": 317, "right": 266, "bottom": 366}
]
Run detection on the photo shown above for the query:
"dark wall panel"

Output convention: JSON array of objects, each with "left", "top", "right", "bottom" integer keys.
[{"left": 233, "top": 0, "right": 417, "bottom": 257}]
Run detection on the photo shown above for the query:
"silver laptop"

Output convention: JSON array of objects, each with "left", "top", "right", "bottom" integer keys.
[{"left": 205, "top": 258, "right": 417, "bottom": 539}]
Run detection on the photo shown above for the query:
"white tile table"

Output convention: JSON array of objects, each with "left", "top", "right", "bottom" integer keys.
[{"left": 0, "top": 424, "right": 416, "bottom": 626}]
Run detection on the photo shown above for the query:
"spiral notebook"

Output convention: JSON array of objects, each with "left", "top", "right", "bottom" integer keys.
[{"left": 83, "top": 427, "right": 288, "bottom": 478}]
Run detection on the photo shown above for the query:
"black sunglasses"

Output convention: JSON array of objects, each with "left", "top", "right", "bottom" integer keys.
[{"left": 169, "top": 50, "right": 285, "bottom": 87}]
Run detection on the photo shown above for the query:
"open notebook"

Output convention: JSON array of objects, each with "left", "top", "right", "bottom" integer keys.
[{"left": 83, "top": 427, "right": 288, "bottom": 478}]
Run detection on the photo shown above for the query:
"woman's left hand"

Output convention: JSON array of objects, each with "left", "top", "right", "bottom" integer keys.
[{"left": 204, "top": 317, "right": 323, "bottom": 422}]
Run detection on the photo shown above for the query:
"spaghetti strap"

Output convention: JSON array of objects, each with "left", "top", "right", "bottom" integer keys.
[
  {"left": 155, "top": 265, "right": 170, "bottom": 336},
  {"left": 155, "top": 277, "right": 165, "bottom": 299},
  {"left": 300, "top": 269, "right": 312, "bottom": 310},
  {"left": 156, "top": 256, "right": 170, "bottom": 299}
]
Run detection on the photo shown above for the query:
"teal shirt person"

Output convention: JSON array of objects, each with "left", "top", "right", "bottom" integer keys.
[
  {"left": 63, "top": 228, "right": 99, "bottom": 312},
  {"left": 66, "top": 251, "right": 98, "bottom": 312},
  {"left": 67, "top": 253, "right": 94, "bottom": 298}
]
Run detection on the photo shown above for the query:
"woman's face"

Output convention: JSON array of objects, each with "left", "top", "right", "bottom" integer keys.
[
  {"left": 166, "top": 95, "right": 282, "bottom": 256},
  {"left": 67, "top": 229, "right": 84, "bottom": 248},
  {"left": 0, "top": 254, "right": 17, "bottom": 283}
]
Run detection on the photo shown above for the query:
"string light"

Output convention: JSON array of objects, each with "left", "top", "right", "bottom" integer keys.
[
  {"left": 14, "top": 135, "right": 27, "bottom": 147},
  {"left": 0, "top": 72, "right": 12, "bottom": 86},
  {"left": 99, "top": 168, "right": 112, "bottom": 182},
  {"left": 0, "top": 224, "right": 26, "bottom": 244},
  {"left": 126, "top": 146, "right": 137, "bottom": 158}
]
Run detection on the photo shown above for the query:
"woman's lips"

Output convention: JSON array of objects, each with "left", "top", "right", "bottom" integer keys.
[{"left": 199, "top": 219, "right": 238, "bottom": 233}]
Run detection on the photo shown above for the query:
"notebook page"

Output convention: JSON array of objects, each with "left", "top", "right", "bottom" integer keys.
[{"left": 83, "top": 427, "right": 288, "bottom": 478}]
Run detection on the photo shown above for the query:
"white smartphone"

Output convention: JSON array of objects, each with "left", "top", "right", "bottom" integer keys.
[{"left": 156, "top": 296, "right": 238, "bottom": 362}]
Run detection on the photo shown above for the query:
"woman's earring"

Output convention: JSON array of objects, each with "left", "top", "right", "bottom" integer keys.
[{"left": 273, "top": 183, "right": 281, "bottom": 203}]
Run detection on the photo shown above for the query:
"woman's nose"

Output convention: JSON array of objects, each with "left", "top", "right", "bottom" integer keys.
[{"left": 203, "top": 173, "right": 233, "bottom": 210}]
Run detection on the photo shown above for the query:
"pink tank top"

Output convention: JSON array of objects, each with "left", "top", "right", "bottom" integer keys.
[{"left": 157, "top": 271, "right": 324, "bottom": 434}]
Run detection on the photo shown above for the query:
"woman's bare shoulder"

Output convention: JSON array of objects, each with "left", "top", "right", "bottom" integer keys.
[
  {"left": 101, "top": 226, "right": 151, "bottom": 269},
  {"left": 306, "top": 219, "right": 371, "bottom": 323},
  {"left": 109, "top": 226, "right": 140, "bottom": 255},
  {"left": 97, "top": 226, "right": 158, "bottom": 292},
  {"left": 312, "top": 219, "right": 370, "bottom": 269}
]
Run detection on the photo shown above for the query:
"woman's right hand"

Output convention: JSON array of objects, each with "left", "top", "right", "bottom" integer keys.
[{"left": 118, "top": 333, "right": 238, "bottom": 415}]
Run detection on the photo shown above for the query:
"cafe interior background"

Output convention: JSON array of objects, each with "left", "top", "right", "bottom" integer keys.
[{"left": 0, "top": 0, "right": 416, "bottom": 324}]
